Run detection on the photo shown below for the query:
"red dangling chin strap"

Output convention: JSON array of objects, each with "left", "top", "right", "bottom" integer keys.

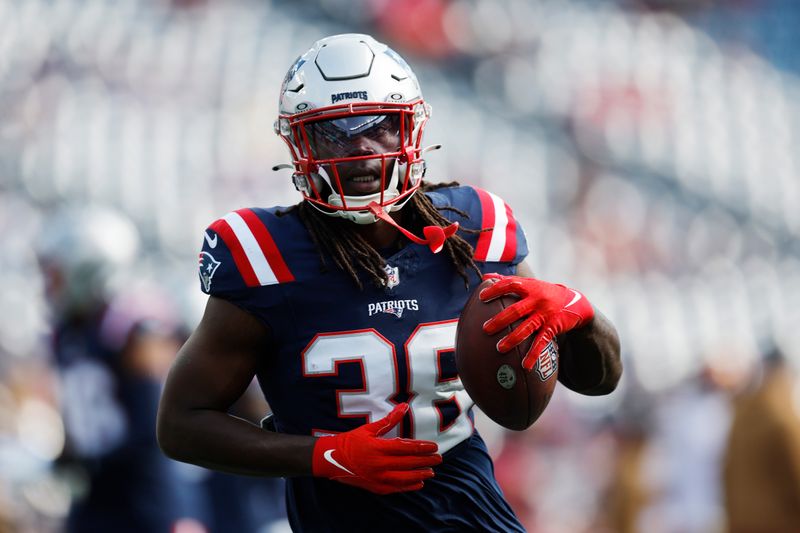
[{"left": 367, "top": 202, "right": 459, "bottom": 254}]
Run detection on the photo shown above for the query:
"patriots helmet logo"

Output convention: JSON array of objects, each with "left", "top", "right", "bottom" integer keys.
[
  {"left": 383, "top": 306, "right": 404, "bottom": 318},
  {"left": 199, "top": 251, "right": 221, "bottom": 293}
]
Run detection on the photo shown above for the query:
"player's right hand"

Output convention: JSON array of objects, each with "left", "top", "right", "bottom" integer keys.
[
  {"left": 311, "top": 403, "right": 442, "bottom": 495},
  {"left": 480, "top": 274, "right": 594, "bottom": 371}
]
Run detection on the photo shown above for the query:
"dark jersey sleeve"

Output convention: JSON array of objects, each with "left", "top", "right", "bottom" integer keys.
[
  {"left": 426, "top": 185, "right": 529, "bottom": 268},
  {"left": 198, "top": 228, "right": 243, "bottom": 299},
  {"left": 197, "top": 208, "right": 296, "bottom": 319}
]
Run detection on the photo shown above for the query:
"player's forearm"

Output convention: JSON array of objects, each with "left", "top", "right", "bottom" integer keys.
[
  {"left": 157, "top": 407, "right": 314, "bottom": 477},
  {"left": 556, "top": 308, "right": 621, "bottom": 395}
]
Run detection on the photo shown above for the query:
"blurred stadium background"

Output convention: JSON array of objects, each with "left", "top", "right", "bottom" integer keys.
[{"left": 1, "top": 0, "right": 799, "bottom": 531}]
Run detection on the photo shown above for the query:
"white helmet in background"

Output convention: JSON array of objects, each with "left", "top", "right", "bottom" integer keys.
[
  {"left": 37, "top": 206, "right": 140, "bottom": 318},
  {"left": 275, "top": 34, "right": 434, "bottom": 224}
]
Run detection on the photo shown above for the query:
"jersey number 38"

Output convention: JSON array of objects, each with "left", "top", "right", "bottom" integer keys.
[{"left": 302, "top": 320, "right": 473, "bottom": 453}]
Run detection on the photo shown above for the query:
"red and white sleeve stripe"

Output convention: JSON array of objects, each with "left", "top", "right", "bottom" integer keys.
[
  {"left": 473, "top": 188, "right": 518, "bottom": 263},
  {"left": 209, "top": 208, "right": 294, "bottom": 287}
]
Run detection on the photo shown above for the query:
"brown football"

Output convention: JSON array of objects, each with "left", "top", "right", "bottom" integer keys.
[{"left": 455, "top": 278, "right": 559, "bottom": 431}]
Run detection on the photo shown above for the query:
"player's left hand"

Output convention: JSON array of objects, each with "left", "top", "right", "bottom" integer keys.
[{"left": 480, "top": 274, "right": 595, "bottom": 371}]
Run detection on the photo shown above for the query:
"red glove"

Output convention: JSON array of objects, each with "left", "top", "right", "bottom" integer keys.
[
  {"left": 312, "top": 403, "right": 442, "bottom": 495},
  {"left": 480, "top": 274, "right": 595, "bottom": 371}
]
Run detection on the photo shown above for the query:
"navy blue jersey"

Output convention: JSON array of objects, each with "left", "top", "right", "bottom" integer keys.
[
  {"left": 198, "top": 185, "right": 528, "bottom": 531},
  {"left": 53, "top": 320, "right": 209, "bottom": 532}
]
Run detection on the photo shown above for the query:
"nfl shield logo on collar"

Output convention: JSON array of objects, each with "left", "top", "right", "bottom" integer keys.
[{"left": 383, "top": 264, "right": 400, "bottom": 289}]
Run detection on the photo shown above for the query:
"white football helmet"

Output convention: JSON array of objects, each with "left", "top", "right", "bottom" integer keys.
[
  {"left": 275, "top": 34, "right": 434, "bottom": 224},
  {"left": 37, "top": 206, "right": 140, "bottom": 318}
]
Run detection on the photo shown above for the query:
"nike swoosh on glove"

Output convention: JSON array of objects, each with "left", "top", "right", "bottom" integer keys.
[
  {"left": 480, "top": 274, "right": 595, "bottom": 371},
  {"left": 312, "top": 403, "right": 443, "bottom": 495}
]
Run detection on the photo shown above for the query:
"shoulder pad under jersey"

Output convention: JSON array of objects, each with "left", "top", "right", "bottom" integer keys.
[
  {"left": 198, "top": 207, "right": 296, "bottom": 298},
  {"left": 425, "top": 185, "right": 528, "bottom": 265}
]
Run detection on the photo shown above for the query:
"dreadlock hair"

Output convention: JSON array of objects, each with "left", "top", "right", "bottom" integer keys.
[{"left": 278, "top": 181, "right": 482, "bottom": 290}]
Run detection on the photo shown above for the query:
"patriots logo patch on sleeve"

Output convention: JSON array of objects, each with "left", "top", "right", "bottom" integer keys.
[{"left": 199, "top": 251, "right": 221, "bottom": 293}]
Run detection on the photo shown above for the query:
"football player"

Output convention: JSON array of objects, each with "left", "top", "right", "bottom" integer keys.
[
  {"left": 37, "top": 207, "right": 210, "bottom": 532},
  {"left": 157, "top": 34, "right": 621, "bottom": 532}
]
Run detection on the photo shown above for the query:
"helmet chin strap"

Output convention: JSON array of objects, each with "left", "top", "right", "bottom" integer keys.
[{"left": 366, "top": 202, "right": 458, "bottom": 254}]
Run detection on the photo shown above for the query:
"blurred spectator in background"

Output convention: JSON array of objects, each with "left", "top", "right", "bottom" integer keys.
[
  {"left": 723, "top": 344, "right": 800, "bottom": 533},
  {"left": 603, "top": 381, "right": 655, "bottom": 533},
  {"left": 607, "top": 421, "right": 650, "bottom": 533},
  {"left": 0, "top": 346, "right": 62, "bottom": 532},
  {"left": 639, "top": 357, "right": 737, "bottom": 533},
  {"left": 36, "top": 206, "right": 208, "bottom": 532}
]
